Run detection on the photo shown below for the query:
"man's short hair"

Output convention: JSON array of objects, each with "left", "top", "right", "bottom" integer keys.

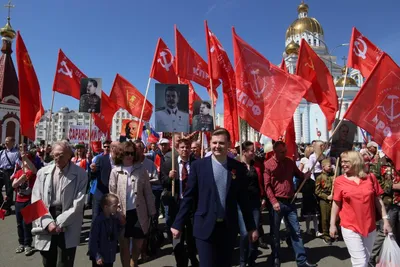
[
  {"left": 242, "top": 141, "right": 254, "bottom": 151},
  {"left": 88, "top": 79, "right": 98, "bottom": 88},
  {"left": 165, "top": 86, "right": 179, "bottom": 97},
  {"left": 177, "top": 138, "right": 190, "bottom": 147},
  {"left": 273, "top": 141, "right": 286, "bottom": 150},
  {"left": 201, "top": 101, "right": 211, "bottom": 109},
  {"left": 133, "top": 139, "right": 145, "bottom": 149},
  {"left": 5, "top": 136, "right": 15, "bottom": 142},
  {"left": 103, "top": 140, "right": 111, "bottom": 145},
  {"left": 211, "top": 128, "right": 231, "bottom": 142}
]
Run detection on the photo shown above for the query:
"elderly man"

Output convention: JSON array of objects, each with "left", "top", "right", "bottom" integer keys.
[{"left": 31, "top": 140, "right": 88, "bottom": 267}]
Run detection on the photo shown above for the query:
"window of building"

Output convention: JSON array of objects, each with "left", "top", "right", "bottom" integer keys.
[
  {"left": 314, "top": 39, "right": 317, "bottom": 46},
  {"left": 77, "top": 122, "right": 82, "bottom": 126},
  {"left": 63, "top": 129, "right": 65, "bottom": 133}
]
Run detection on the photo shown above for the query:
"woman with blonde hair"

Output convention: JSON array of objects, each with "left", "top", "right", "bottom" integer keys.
[
  {"left": 109, "top": 141, "right": 156, "bottom": 267},
  {"left": 330, "top": 151, "right": 392, "bottom": 267}
]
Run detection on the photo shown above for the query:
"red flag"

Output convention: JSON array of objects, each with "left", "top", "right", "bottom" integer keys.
[
  {"left": 296, "top": 39, "right": 338, "bottom": 130},
  {"left": 180, "top": 78, "right": 201, "bottom": 124},
  {"left": 205, "top": 22, "right": 239, "bottom": 144},
  {"left": 0, "top": 209, "right": 5, "bottom": 220},
  {"left": 232, "top": 28, "right": 311, "bottom": 140},
  {"left": 347, "top": 27, "right": 383, "bottom": 78},
  {"left": 154, "top": 154, "right": 161, "bottom": 172},
  {"left": 109, "top": 74, "right": 153, "bottom": 121},
  {"left": 92, "top": 92, "right": 119, "bottom": 134},
  {"left": 344, "top": 54, "right": 400, "bottom": 169},
  {"left": 16, "top": 32, "right": 45, "bottom": 141},
  {"left": 175, "top": 25, "right": 219, "bottom": 99},
  {"left": 149, "top": 38, "right": 178, "bottom": 84},
  {"left": 52, "top": 49, "right": 86, "bottom": 100},
  {"left": 20, "top": 199, "right": 48, "bottom": 224}
]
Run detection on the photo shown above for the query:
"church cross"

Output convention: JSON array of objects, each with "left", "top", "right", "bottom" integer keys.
[
  {"left": 342, "top": 56, "right": 347, "bottom": 65},
  {"left": 4, "top": 0, "right": 14, "bottom": 20}
]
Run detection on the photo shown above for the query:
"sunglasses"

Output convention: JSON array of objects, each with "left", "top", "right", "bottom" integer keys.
[
  {"left": 103, "top": 146, "right": 110, "bottom": 148},
  {"left": 124, "top": 151, "right": 135, "bottom": 157}
]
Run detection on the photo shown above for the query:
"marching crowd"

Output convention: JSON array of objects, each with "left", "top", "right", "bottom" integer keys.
[{"left": 0, "top": 129, "right": 399, "bottom": 267}]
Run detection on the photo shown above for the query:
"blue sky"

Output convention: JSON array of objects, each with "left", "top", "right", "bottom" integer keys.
[{"left": 7, "top": 0, "right": 400, "bottom": 118}]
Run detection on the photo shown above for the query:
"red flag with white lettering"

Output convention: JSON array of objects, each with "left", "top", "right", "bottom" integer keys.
[
  {"left": 16, "top": 32, "right": 44, "bottom": 141},
  {"left": 92, "top": 92, "right": 119, "bottom": 135},
  {"left": 149, "top": 38, "right": 178, "bottom": 84},
  {"left": 232, "top": 28, "right": 311, "bottom": 140},
  {"left": 205, "top": 22, "right": 239, "bottom": 144},
  {"left": 109, "top": 74, "right": 153, "bottom": 121},
  {"left": 347, "top": 27, "right": 383, "bottom": 78},
  {"left": 52, "top": 49, "right": 86, "bottom": 100},
  {"left": 296, "top": 39, "right": 338, "bottom": 130},
  {"left": 175, "top": 25, "right": 219, "bottom": 99},
  {"left": 344, "top": 54, "right": 400, "bottom": 169}
]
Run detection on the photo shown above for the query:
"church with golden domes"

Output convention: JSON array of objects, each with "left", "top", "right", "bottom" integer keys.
[{"left": 283, "top": 1, "right": 364, "bottom": 144}]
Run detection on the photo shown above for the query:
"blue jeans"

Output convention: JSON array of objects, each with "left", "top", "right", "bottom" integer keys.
[
  {"left": 15, "top": 201, "right": 32, "bottom": 246},
  {"left": 238, "top": 205, "right": 260, "bottom": 266},
  {"left": 271, "top": 201, "right": 307, "bottom": 265}
]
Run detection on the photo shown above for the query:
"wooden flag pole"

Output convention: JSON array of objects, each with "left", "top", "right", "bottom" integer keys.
[
  {"left": 237, "top": 116, "right": 243, "bottom": 158},
  {"left": 136, "top": 77, "right": 152, "bottom": 139},
  {"left": 336, "top": 67, "right": 348, "bottom": 120},
  {"left": 171, "top": 134, "right": 175, "bottom": 197},
  {"left": 209, "top": 79, "right": 217, "bottom": 130},
  {"left": 200, "top": 131, "right": 204, "bottom": 158},
  {"left": 88, "top": 114, "right": 93, "bottom": 154}
]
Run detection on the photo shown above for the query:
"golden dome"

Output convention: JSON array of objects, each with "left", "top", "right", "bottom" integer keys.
[
  {"left": 285, "top": 40, "right": 300, "bottom": 55},
  {"left": 335, "top": 76, "right": 358, "bottom": 87},
  {"left": 0, "top": 19, "right": 16, "bottom": 40},
  {"left": 285, "top": 3, "right": 324, "bottom": 40}
]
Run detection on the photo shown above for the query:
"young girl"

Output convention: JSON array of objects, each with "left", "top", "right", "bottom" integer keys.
[
  {"left": 11, "top": 150, "right": 37, "bottom": 256},
  {"left": 89, "top": 193, "right": 125, "bottom": 267}
]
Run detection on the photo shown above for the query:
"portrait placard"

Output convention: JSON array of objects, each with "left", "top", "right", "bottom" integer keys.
[
  {"left": 191, "top": 100, "right": 214, "bottom": 132},
  {"left": 119, "top": 119, "right": 143, "bottom": 142},
  {"left": 330, "top": 119, "right": 357, "bottom": 158},
  {"left": 155, "top": 83, "right": 189, "bottom": 133},
  {"left": 79, "top": 78, "right": 102, "bottom": 113}
]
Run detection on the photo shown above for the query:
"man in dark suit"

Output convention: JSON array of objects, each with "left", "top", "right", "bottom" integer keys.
[
  {"left": 171, "top": 128, "right": 258, "bottom": 267},
  {"left": 161, "top": 138, "right": 198, "bottom": 267},
  {"left": 90, "top": 141, "right": 118, "bottom": 220}
]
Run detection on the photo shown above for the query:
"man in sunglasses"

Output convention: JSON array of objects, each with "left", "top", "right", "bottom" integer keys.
[{"left": 90, "top": 140, "right": 118, "bottom": 220}]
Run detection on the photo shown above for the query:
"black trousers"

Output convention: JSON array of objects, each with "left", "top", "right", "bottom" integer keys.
[
  {"left": 0, "top": 169, "right": 14, "bottom": 210},
  {"left": 40, "top": 233, "right": 77, "bottom": 267},
  {"left": 195, "top": 221, "right": 236, "bottom": 267},
  {"left": 15, "top": 201, "right": 32, "bottom": 246}
]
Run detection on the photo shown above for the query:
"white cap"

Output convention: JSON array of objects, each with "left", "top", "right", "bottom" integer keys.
[
  {"left": 159, "top": 138, "right": 170, "bottom": 145},
  {"left": 367, "top": 141, "right": 379, "bottom": 148}
]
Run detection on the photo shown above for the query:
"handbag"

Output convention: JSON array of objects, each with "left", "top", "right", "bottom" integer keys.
[
  {"left": 146, "top": 218, "right": 164, "bottom": 256},
  {"left": 368, "top": 173, "right": 383, "bottom": 222}
]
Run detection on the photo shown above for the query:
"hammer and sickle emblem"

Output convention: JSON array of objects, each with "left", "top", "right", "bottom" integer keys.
[
  {"left": 128, "top": 95, "right": 136, "bottom": 107},
  {"left": 23, "top": 53, "right": 32, "bottom": 67},
  {"left": 304, "top": 57, "right": 315, "bottom": 70},
  {"left": 377, "top": 95, "right": 400, "bottom": 122},
  {"left": 58, "top": 60, "right": 73, "bottom": 78},
  {"left": 157, "top": 49, "right": 174, "bottom": 71},
  {"left": 353, "top": 37, "right": 367, "bottom": 59}
]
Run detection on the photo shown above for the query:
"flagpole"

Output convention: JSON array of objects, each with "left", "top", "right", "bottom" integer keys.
[
  {"left": 209, "top": 79, "right": 216, "bottom": 130},
  {"left": 336, "top": 67, "right": 348, "bottom": 120},
  {"left": 171, "top": 134, "right": 175, "bottom": 197},
  {"left": 238, "top": 115, "right": 242, "bottom": 157},
  {"left": 88, "top": 114, "right": 93, "bottom": 154},
  {"left": 136, "top": 78, "right": 152, "bottom": 139},
  {"left": 46, "top": 91, "right": 56, "bottom": 147},
  {"left": 200, "top": 131, "right": 204, "bottom": 158}
]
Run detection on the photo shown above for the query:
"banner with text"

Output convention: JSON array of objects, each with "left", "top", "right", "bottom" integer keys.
[{"left": 68, "top": 125, "right": 107, "bottom": 143}]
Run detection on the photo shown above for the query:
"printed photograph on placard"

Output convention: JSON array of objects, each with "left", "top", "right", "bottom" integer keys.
[
  {"left": 155, "top": 83, "right": 189, "bottom": 133},
  {"left": 191, "top": 100, "right": 214, "bottom": 132},
  {"left": 119, "top": 119, "right": 143, "bottom": 142},
  {"left": 330, "top": 119, "right": 357, "bottom": 158},
  {"left": 79, "top": 78, "right": 102, "bottom": 113}
]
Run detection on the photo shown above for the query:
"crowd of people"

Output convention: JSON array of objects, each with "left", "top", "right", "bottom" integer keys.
[{"left": 0, "top": 129, "right": 399, "bottom": 267}]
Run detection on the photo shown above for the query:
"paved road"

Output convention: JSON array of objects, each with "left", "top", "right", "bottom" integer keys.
[{"left": 0, "top": 205, "right": 351, "bottom": 267}]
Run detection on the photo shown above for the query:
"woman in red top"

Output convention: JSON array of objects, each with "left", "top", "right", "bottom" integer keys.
[
  {"left": 11, "top": 150, "right": 37, "bottom": 257},
  {"left": 330, "top": 151, "right": 391, "bottom": 267}
]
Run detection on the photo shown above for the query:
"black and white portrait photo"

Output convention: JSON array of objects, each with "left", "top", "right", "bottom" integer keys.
[
  {"left": 330, "top": 119, "right": 357, "bottom": 158},
  {"left": 155, "top": 83, "right": 189, "bottom": 133},
  {"left": 191, "top": 100, "right": 214, "bottom": 132},
  {"left": 79, "top": 78, "right": 102, "bottom": 113}
]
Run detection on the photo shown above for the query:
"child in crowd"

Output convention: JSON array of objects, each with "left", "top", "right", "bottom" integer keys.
[
  {"left": 315, "top": 158, "right": 334, "bottom": 245},
  {"left": 89, "top": 194, "right": 124, "bottom": 267},
  {"left": 11, "top": 151, "right": 37, "bottom": 256}
]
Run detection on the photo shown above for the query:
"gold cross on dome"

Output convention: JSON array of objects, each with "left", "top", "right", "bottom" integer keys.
[
  {"left": 4, "top": 0, "right": 14, "bottom": 20},
  {"left": 342, "top": 56, "right": 347, "bottom": 65}
]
